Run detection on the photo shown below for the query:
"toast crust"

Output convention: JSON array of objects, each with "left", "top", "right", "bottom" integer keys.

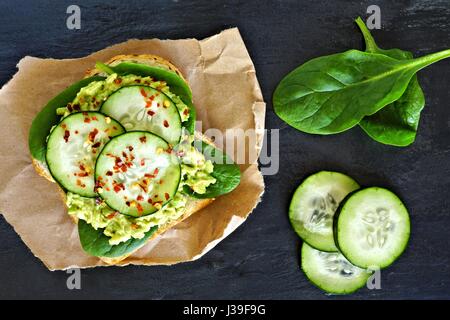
[
  {"left": 31, "top": 55, "right": 215, "bottom": 265},
  {"left": 84, "top": 54, "right": 187, "bottom": 82}
]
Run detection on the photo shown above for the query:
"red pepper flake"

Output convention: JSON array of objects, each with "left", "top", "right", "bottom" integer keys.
[
  {"left": 163, "top": 120, "right": 169, "bottom": 128},
  {"left": 113, "top": 181, "right": 125, "bottom": 193},
  {"left": 84, "top": 117, "right": 91, "bottom": 123},
  {"left": 137, "top": 195, "right": 144, "bottom": 201},
  {"left": 92, "top": 116, "right": 98, "bottom": 121},
  {"left": 106, "top": 171, "right": 113, "bottom": 176},
  {"left": 147, "top": 110, "right": 155, "bottom": 116},
  {"left": 147, "top": 198, "right": 153, "bottom": 204},
  {"left": 153, "top": 168, "right": 159, "bottom": 175},
  {"left": 77, "top": 172, "right": 89, "bottom": 177},
  {"left": 92, "top": 142, "right": 101, "bottom": 148},
  {"left": 63, "top": 130, "right": 70, "bottom": 143},
  {"left": 120, "top": 164, "right": 128, "bottom": 172},
  {"left": 82, "top": 112, "right": 88, "bottom": 116},
  {"left": 139, "top": 159, "right": 145, "bottom": 166},
  {"left": 135, "top": 79, "right": 141, "bottom": 83},
  {"left": 88, "top": 128, "right": 99, "bottom": 142},
  {"left": 128, "top": 146, "right": 134, "bottom": 152},
  {"left": 114, "top": 78, "right": 122, "bottom": 84},
  {"left": 144, "top": 173, "right": 154, "bottom": 179},
  {"left": 140, "top": 88, "right": 147, "bottom": 97},
  {"left": 107, "top": 212, "right": 117, "bottom": 219},
  {"left": 67, "top": 104, "right": 73, "bottom": 112},
  {"left": 139, "top": 136, "right": 147, "bottom": 143},
  {"left": 61, "top": 123, "right": 67, "bottom": 129},
  {"left": 183, "top": 108, "right": 189, "bottom": 115},
  {"left": 73, "top": 104, "right": 81, "bottom": 111},
  {"left": 164, "top": 193, "right": 170, "bottom": 200},
  {"left": 137, "top": 203, "right": 143, "bottom": 213},
  {"left": 79, "top": 164, "right": 85, "bottom": 171},
  {"left": 122, "top": 151, "right": 127, "bottom": 158},
  {"left": 125, "top": 201, "right": 131, "bottom": 207},
  {"left": 157, "top": 103, "right": 161, "bottom": 107},
  {"left": 75, "top": 130, "right": 79, "bottom": 134},
  {"left": 159, "top": 180, "right": 164, "bottom": 184},
  {"left": 95, "top": 179, "right": 104, "bottom": 188}
]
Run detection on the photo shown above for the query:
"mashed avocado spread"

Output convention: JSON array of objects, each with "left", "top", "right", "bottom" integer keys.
[
  {"left": 63, "top": 75, "right": 216, "bottom": 245},
  {"left": 57, "top": 73, "right": 190, "bottom": 122}
]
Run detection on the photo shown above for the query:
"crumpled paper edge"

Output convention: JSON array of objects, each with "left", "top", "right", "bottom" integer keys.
[{"left": 0, "top": 28, "right": 266, "bottom": 270}]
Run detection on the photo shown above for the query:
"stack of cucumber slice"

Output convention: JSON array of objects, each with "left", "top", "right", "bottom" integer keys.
[
  {"left": 46, "top": 111, "right": 182, "bottom": 217},
  {"left": 44, "top": 75, "right": 191, "bottom": 218},
  {"left": 289, "top": 171, "right": 410, "bottom": 294}
]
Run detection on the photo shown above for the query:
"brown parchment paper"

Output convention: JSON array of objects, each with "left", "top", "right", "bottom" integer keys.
[{"left": 0, "top": 28, "right": 265, "bottom": 270}]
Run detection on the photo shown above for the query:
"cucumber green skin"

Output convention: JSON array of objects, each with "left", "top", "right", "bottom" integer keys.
[
  {"left": 301, "top": 243, "right": 370, "bottom": 295},
  {"left": 45, "top": 112, "right": 125, "bottom": 198},
  {"left": 289, "top": 171, "right": 359, "bottom": 252},
  {"left": 99, "top": 85, "right": 182, "bottom": 145},
  {"left": 94, "top": 131, "right": 181, "bottom": 217},
  {"left": 333, "top": 187, "right": 411, "bottom": 269},
  {"left": 332, "top": 189, "right": 360, "bottom": 253}
]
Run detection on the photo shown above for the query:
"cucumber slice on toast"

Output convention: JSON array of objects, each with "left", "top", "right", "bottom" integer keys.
[
  {"left": 95, "top": 131, "right": 181, "bottom": 217},
  {"left": 100, "top": 85, "right": 182, "bottom": 145},
  {"left": 335, "top": 187, "right": 410, "bottom": 269},
  {"left": 289, "top": 171, "right": 360, "bottom": 252},
  {"left": 46, "top": 112, "right": 125, "bottom": 197},
  {"left": 301, "top": 243, "right": 370, "bottom": 294}
]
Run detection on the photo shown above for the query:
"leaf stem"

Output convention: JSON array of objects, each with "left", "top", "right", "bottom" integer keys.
[
  {"left": 355, "top": 17, "right": 378, "bottom": 53},
  {"left": 413, "top": 49, "right": 450, "bottom": 69},
  {"left": 95, "top": 62, "right": 115, "bottom": 75}
]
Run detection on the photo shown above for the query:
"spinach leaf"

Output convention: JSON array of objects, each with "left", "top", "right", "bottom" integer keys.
[
  {"left": 273, "top": 38, "right": 450, "bottom": 135},
  {"left": 28, "top": 76, "right": 105, "bottom": 163},
  {"left": 78, "top": 219, "right": 158, "bottom": 258},
  {"left": 355, "top": 17, "right": 426, "bottom": 146},
  {"left": 183, "top": 141, "right": 241, "bottom": 199},
  {"left": 183, "top": 100, "right": 197, "bottom": 135}
]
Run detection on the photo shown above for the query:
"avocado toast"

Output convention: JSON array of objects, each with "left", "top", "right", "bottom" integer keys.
[{"left": 29, "top": 55, "right": 241, "bottom": 265}]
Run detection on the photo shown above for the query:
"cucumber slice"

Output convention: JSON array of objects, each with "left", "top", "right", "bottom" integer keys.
[
  {"left": 335, "top": 187, "right": 410, "bottom": 269},
  {"left": 301, "top": 243, "right": 370, "bottom": 294},
  {"left": 289, "top": 171, "right": 360, "bottom": 252},
  {"left": 46, "top": 112, "right": 125, "bottom": 197},
  {"left": 95, "top": 131, "right": 181, "bottom": 217},
  {"left": 100, "top": 85, "right": 182, "bottom": 145}
]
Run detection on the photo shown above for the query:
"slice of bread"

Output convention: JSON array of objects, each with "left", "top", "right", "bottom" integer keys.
[
  {"left": 85, "top": 54, "right": 187, "bottom": 82},
  {"left": 32, "top": 55, "right": 217, "bottom": 265}
]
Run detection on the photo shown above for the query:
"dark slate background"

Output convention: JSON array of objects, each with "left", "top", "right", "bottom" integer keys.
[{"left": 1, "top": 0, "right": 449, "bottom": 299}]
